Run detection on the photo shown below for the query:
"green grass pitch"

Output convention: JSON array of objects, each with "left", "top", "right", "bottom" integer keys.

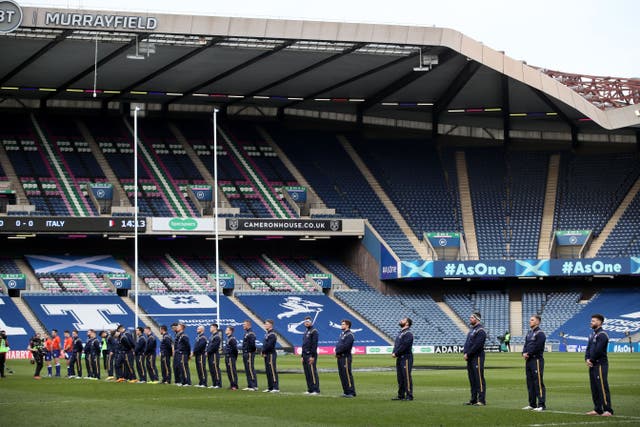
[{"left": 1, "top": 352, "right": 638, "bottom": 426}]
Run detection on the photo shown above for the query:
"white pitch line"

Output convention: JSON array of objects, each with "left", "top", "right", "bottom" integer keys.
[
  {"left": 545, "top": 410, "right": 640, "bottom": 420},
  {"left": 527, "top": 421, "right": 637, "bottom": 427}
]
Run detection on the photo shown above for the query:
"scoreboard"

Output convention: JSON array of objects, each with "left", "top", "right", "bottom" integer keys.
[{"left": 0, "top": 217, "right": 146, "bottom": 233}]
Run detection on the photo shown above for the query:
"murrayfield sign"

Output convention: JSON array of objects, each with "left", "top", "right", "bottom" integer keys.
[{"left": 44, "top": 12, "right": 158, "bottom": 30}]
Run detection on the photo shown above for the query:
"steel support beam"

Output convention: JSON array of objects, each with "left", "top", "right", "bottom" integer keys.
[
  {"left": 502, "top": 75, "right": 511, "bottom": 146},
  {"left": 165, "top": 40, "right": 296, "bottom": 106},
  {"left": 434, "top": 60, "right": 481, "bottom": 115}
]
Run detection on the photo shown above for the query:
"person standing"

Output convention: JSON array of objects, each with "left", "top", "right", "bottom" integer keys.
[
  {"left": 106, "top": 330, "right": 117, "bottom": 381},
  {"left": 207, "top": 324, "right": 223, "bottom": 389},
  {"left": 522, "top": 315, "right": 546, "bottom": 411},
  {"left": 585, "top": 314, "right": 613, "bottom": 417},
  {"left": 50, "top": 329, "right": 62, "bottom": 377},
  {"left": 84, "top": 331, "right": 94, "bottom": 379},
  {"left": 100, "top": 331, "right": 109, "bottom": 371},
  {"left": 27, "top": 332, "right": 45, "bottom": 379},
  {"left": 242, "top": 320, "right": 258, "bottom": 391},
  {"left": 192, "top": 325, "right": 208, "bottom": 387},
  {"left": 335, "top": 319, "right": 356, "bottom": 398},
  {"left": 159, "top": 325, "right": 173, "bottom": 384},
  {"left": 175, "top": 323, "right": 191, "bottom": 386},
  {"left": 134, "top": 327, "right": 147, "bottom": 383},
  {"left": 63, "top": 330, "right": 73, "bottom": 377},
  {"left": 504, "top": 330, "right": 511, "bottom": 352},
  {"left": 301, "top": 316, "right": 320, "bottom": 395},
  {"left": 463, "top": 312, "right": 487, "bottom": 406},
  {"left": 392, "top": 317, "right": 414, "bottom": 401},
  {"left": 89, "top": 329, "right": 101, "bottom": 380},
  {"left": 43, "top": 332, "right": 53, "bottom": 377},
  {"left": 171, "top": 323, "right": 182, "bottom": 386},
  {"left": 0, "top": 330, "right": 8, "bottom": 378},
  {"left": 144, "top": 327, "right": 159, "bottom": 384},
  {"left": 224, "top": 326, "right": 238, "bottom": 390},
  {"left": 69, "top": 330, "right": 83, "bottom": 379},
  {"left": 261, "top": 319, "right": 279, "bottom": 393}
]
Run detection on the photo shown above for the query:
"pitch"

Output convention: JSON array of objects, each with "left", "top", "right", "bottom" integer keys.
[{"left": 1, "top": 353, "right": 638, "bottom": 426}]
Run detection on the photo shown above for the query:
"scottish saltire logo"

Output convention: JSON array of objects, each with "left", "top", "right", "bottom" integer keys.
[
  {"left": 515, "top": 259, "right": 550, "bottom": 277},
  {"left": 400, "top": 260, "right": 433, "bottom": 278},
  {"left": 151, "top": 294, "right": 217, "bottom": 309},
  {"left": 26, "top": 254, "right": 125, "bottom": 274},
  {"left": 631, "top": 257, "right": 640, "bottom": 275}
]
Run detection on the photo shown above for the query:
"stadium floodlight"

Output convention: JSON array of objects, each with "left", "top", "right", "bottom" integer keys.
[
  {"left": 126, "top": 36, "right": 145, "bottom": 60},
  {"left": 413, "top": 49, "right": 438, "bottom": 72}
]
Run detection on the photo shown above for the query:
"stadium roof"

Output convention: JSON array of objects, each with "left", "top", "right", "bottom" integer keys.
[{"left": 1, "top": 4, "right": 639, "bottom": 136}]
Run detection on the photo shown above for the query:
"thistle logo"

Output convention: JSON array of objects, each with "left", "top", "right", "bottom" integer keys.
[{"left": 0, "top": 1, "right": 22, "bottom": 34}]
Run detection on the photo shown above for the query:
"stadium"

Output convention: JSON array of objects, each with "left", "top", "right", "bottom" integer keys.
[{"left": 0, "top": 1, "right": 639, "bottom": 425}]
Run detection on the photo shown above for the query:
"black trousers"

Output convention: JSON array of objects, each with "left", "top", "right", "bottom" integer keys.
[
  {"left": 135, "top": 353, "right": 147, "bottom": 381},
  {"left": 178, "top": 353, "right": 191, "bottom": 385},
  {"left": 85, "top": 354, "right": 92, "bottom": 378},
  {"left": 146, "top": 354, "right": 158, "bottom": 381},
  {"left": 195, "top": 353, "right": 207, "bottom": 386},
  {"left": 302, "top": 355, "right": 320, "bottom": 393},
  {"left": 526, "top": 357, "right": 545, "bottom": 408},
  {"left": 466, "top": 353, "right": 486, "bottom": 404},
  {"left": 589, "top": 363, "right": 613, "bottom": 414},
  {"left": 0, "top": 352, "right": 5, "bottom": 377},
  {"left": 102, "top": 350, "right": 109, "bottom": 370},
  {"left": 243, "top": 352, "right": 257, "bottom": 388},
  {"left": 107, "top": 352, "right": 114, "bottom": 377},
  {"left": 173, "top": 352, "right": 182, "bottom": 384},
  {"left": 208, "top": 352, "right": 222, "bottom": 387},
  {"left": 396, "top": 354, "right": 413, "bottom": 399},
  {"left": 125, "top": 351, "right": 135, "bottom": 379},
  {"left": 33, "top": 352, "right": 44, "bottom": 377},
  {"left": 69, "top": 352, "right": 82, "bottom": 377},
  {"left": 90, "top": 354, "right": 100, "bottom": 379},
  {"left": 263, "top": 352, "right": 279, "bottom": 391},
  {"left": 337, "top": 354, "right": 355, "bottom": 396},
  {"left": 225, "top": 355, "right": 238, "bottom": 388},
  {"left": 160, "top": 353, "right": 172, "bottom": 383}
]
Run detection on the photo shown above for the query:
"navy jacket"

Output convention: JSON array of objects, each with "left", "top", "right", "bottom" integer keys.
[
  {"left": 91, "top": 337, "right": 101, "bottom": 356},
  {"left": 72, "top": 336, "right": 83, "bottom": 353},
  {"left": 393, "top": 328, "right": 414, "bottom": 357},
  {"left": 107, "top": 335, "right": 117, "bottom": 353},
  {"left": 207, "top": 332, "right": 222, "bottom": 355},
  {"left": 242, "top": 329, "right": 256, "bottom": 353},
  {"left": 120, "top": 331, "right": 135, "bottom": 352},
  {"left": 522, "top": 327, "right": 546, "bottom": 358},
  {"left": 302, "top": 327, "right": 318, "bottom": 357},
  {"left": 145, "top": 334, "right": 157, "bottom": 355},
  {"left": 262, "top": 329, "right": 277, "bottom": 354},
  {"left": 463, "top": 323, "right": 486, "bottom": 358},
  {"left": 193, "top": 333, "right": 207, "bottom": 355},
  {"left": 135, "top": 335, "right": 147, "bottom": 355},
  {"left": 175, "top": 332, "right": 191, "bottom": 355},
  {"left": 335, "top": 329, "right": 354, "bottom": 357},
  {"left": 84, "top": 337, "right": 94, "bottom": 356},
  {"left": 585, "top": 327, "right": 609, "bottom": 364},
  {"left": 160, "top": 333, "right": 173, "bottom": 356},
  {"left": 225, "top": 336, "right": 238, "bottom": 358}
]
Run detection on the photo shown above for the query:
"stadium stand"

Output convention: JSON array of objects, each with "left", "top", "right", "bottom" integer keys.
[
  {"left": 271, "top": 128, "right": 419, "bottom": 258},
  {"left": 35, "top": 273, "right": 113, "bottom": 294},
  {"left": 466, "top": 148, "right": 547, "bottom": 259},
  {"left": 225, "top": 255, "right": 318, "bottom": 292},
  {"left": 350, "top": 138, "right": 461, "bottom": 239},
  {"left": 554, "top": 152, "right": 640, "bottom": 236},
  {"left": 597, "top": 191, "right": 640, "bottom": 257},
  {"left": 444, "top": 291, "right": 509, "bottom": 344},
  {"left": 128, "top": 255, "right": 223, "bottom": 293}
]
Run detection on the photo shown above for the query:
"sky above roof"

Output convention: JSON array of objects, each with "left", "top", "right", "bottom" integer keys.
[{"left": 23, "top": 0, "right": 638, "bottom": 78}]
